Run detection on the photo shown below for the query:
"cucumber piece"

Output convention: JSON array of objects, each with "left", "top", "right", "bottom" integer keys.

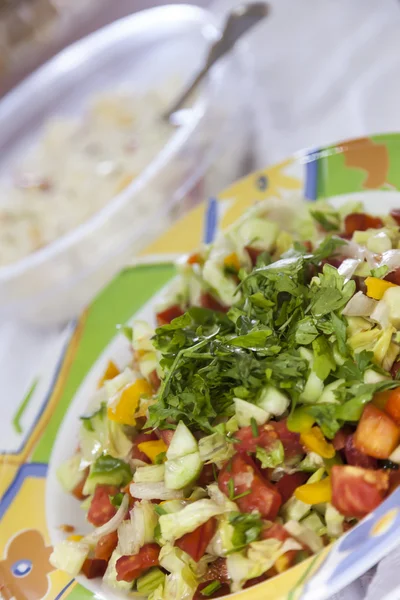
[
  {"left": 301, "top": 511, "right": 326, "bottom": 536},
  {"left": 137, "top": 568, "right": 165, "bottom": 595},
  {"left": 237, "top": 217, "right": 279, "bottom": 251},
  {"left": 366, "top": 231, "right": 392, "bottom": 254},
  {"left": 234, "top": 397, "right": 270, "bottom": 427},
  {"left": 166, "top": 421, "right": 198, "bottom": 460},
  {"left": 300, "top": 371, "right": 324, "bottom": 403},
  {"left": 50, "top": 540, "right": 90, "bottom": 576},
  {"left": 164, "top": 452, "right": 203, "bottom": 490},
  {"left": 83, "top": 454, "right": 132, "bottom": 495},
  {"left": 56, "top": 454, "right": 84, "bottom": 493},
  {"left": 257, "top": 386, "right": 289, "bottom": 416},
  {"left": 134, "top": 464, "right": 165, "bottom": 484},
  {"left": 299, "top": 347, "right": 314, "bottom": 364},
  {"left": 319, "top": 379, "right": 344, "bottom": 404},
  {"left": 281, "top": 495, "right": 310, "bottom": 522}
]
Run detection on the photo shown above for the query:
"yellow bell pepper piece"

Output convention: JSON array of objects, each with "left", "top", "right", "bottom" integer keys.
[
  {"left": 300, "top": 426, "right": 335, "bottom": 458},
  {"left": 137, "top": 439, "right": 168, "bottom": 463},
  {"left": 98, "top": 360, "right": 120, "bottom": 388},
  {"left": 67, "top": 534, "right": 84, "bottom": 542},
  {"left": 365, "top": 277, "right": 398, "bottom": 300},
  {"left": 107, "top": 379, "right": 152, "bottom": 426},
  {"left": 294, "top": 476, "right": 332, "bottom": 504},
  {"left": 223, "top": 252, "right": 241, "bottom": 272},
  {"left": 287, "top": 407, "right": 315, "bottom": 433},
  {"left": 275, "top": 554, "right": 291, "bottom": 573}
]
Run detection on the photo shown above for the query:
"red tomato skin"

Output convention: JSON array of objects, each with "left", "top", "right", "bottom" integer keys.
[
  {"left": 390, "top": 209, "right": 400, "bottom": 225},
  {"left": 197, "top": 463, "right": 217, "bottom": 486},
  {"left": 275, "top": 472, "right": 309, "bottom": 504},
  {"left": 234, "top": 425, "right": 279, "bottom": 454},
  {"left": 131, "top": 430, "right": 159, "bottom": 463},
  {"left": 87, "top": 485, "right": 118, "bottom": 527},
  {"left": 389, "top": 469, "right": 400, "bottom": 494},
  {"left": 245, "top": 246, "right": 263, "bottom": 266},
  {"left": 384, "top": 268, "right": 400, "bottom": 286},
  {"left": 384, "top": 388, "right": 400, "bottom": 425},
  {"left": 148, "top": 369, "right": 161, "bottom": 392},
  {"left": 204, "top": 558, "right": 230, "bottom": 584},
  {"left": 344, "top": 434, "right": 378, "bottom": 469},
  {"left": 354, "top": 404, "right": 400, "bottom": 459},
  {"left": 156, "top": 305, "right": 185, "bottom": 326},
  {"left": 200, "top": 292, "right": 229, "bottom": 313},
  {"left": 175, "top": 518, "right": 217, "bottom": 562},
  {"left": 344, "top": 213, "right": 384, "bottom": 236},
  {"left": 156, "top": 428, "right": 175, "bottom": 446},
  {"left": 331, "top": 465, "right": 389, "bottom": 518},
  {"left": 333, "top": 427, "right": 353, "bottom": 451},
  {"left": 94, "top": 531, "right": 118, "bottom": 562},
  {"left": 72, "top": 467, "right": 89, "bottom": 500},
  {"left": 243, "top": 573, "right": 271, "bottom": 589},
  {"left": 116, "top": 543, "right": 160, "bottom": 582},
  {"left": 261, "top": 522, "right": 290, "bottom": 542},
  {"left": 218, "top": 454, "right": 282, "bottom": 519},
  {"left": 271, "top": 419, "right": 305, "bottom": 460},
  {"left": 390, "top": 360, "right": 400, "bottom": 380},
  {"left": 81, "top": 558, "right": 108, "bottom": 579}
]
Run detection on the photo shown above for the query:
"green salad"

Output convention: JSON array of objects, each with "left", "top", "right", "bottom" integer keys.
[{"left": 52, "top": 198, "right": 400, "bottom": 599}]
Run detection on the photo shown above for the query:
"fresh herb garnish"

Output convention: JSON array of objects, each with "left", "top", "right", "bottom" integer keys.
[
  {"left": 201, "top": 581, "right": 222, "bottom": 597},
  {"left": 250, "top": 417, "right": 259, "bottom": 437},
  {"left": 110, "top": 492, "right": 124, "bottom": 507},
  {"left": 256, "top": 440, "right": 284, "bottom": 468},
  {"left": 228, "top": 511, "right": 263, "bottom": 551},
  {"left": 154, "top": 452, "right": 166, "bottom": 465}
]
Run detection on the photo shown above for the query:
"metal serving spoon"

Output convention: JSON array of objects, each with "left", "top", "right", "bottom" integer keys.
[{"left": 163, "top": 2, "right": 269, "bottom": 122}]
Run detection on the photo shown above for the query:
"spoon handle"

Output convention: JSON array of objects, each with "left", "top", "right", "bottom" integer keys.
[{"left": 164, "top": 2, "right": 269, "bottom": 121}]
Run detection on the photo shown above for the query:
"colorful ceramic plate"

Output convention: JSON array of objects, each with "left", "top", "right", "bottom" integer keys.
[{"left": 2, "top": 133, "right": 400, "bottom": 600}]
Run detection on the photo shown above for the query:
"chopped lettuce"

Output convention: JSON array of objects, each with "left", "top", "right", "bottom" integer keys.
[{"left": 159, "top": 499, "right": 224, "bottom": 543}]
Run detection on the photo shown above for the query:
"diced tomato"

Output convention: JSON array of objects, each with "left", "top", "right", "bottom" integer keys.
[
  {"left": 261, "top": 522, "right": 290, "bottom": 542},
  {"left": 72, "top": 468, "right": 89, "bottom": 500},
  {"left": 81, "top": 558, "right": 107, "bottom": 579},
  {"left": 275, "top": 472, "right": 309, "bottom": 504},
  {"left": 187, "top": 252, "right": 203, "bottom": 265},
  {"left": 148, "top": 369, "right": 161, "bottom": 392},
  {"left": 175, "top": 518, "right": 217, "bottom": 562},
  {"left": 391, "top": 360, "right": 400, "bottom": 380},
  {"left": 390, "top": 209, "right": 400, "bottom": 225},
  {"left": 272, "top": 419, "right": 305, "bottom": 460},
  {"left": 197, "top": 463, "right": 217, "bottom": 486},
  {"left": 193, "top": 582, "right": 231, "bottom": 600},
  {"left": 344, "top": 212, "right": 384, "bottom": 236},
  {"left": 331, "top": 465, "right": 389, "bottom": 518},
  {"left": 388, "top": 469, "right": 400, "bottom": 493},
  {"left": 204, "top": 558, "right": 230, "bottom": 584},
  {"left": 384, "top": 268, "right": 400, "bottom": 286},
  {"left": 156, "top": 305, "right": 185, "bottom": 326},
  {"left": 131, "top": 430, "right": 159, "bottom": 463},
  {"left": 234, "top": 424, "right": 279, "bottom": 454},
  {"left": 333, "top": 427, "right": 352, "bottom": 451},
  {"left": 87, "top": 485, "right": 118, "bottom": 527},
  {"left": 243, "top": 573, "right": 271, "bottom": 588},
  {"left": 200, "top": 292, "right": 229, "bottom": 313},
  {"left": 259, "top": 523, "right": 303, "bottom": 573},
  {"left": 156, "top": 428, "right": 175, "bottom": 446},
  {"left": 344, "top": 434, "right": 378, "bottom": 469},
  {"left": 245, "top": 246, "right": 263, "bottom": 267},
  {"left": 384, "top": 388, "right": 400, "bottom": 425},
  {"left": 354, "top": 404, "right": 400, "bottom": 459},
  {"left": 218, "top": 454, "right": 282, "bottom": 519},
  {"left": 94, "top": 531, "right": 118, "bottom": 562},
  {"left": 116, "top": 543, "right": 160, "bottom": 582}
]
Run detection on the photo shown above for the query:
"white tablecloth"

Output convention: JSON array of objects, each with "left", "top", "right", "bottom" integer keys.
[{"left": 3, "top": 0, "right": 400, "bottom": 598}]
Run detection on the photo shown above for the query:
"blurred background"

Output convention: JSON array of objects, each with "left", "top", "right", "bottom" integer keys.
[
  {"left": 1, "top": 0, "right": 400, "bottom": 324},
  {"left": 2, "top": 0, "right": 400, "bottom": 165}
]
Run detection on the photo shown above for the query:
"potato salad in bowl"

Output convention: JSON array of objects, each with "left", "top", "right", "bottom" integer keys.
[{"left": 51, "top": 197, "right": 400, "bottom": 598}]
